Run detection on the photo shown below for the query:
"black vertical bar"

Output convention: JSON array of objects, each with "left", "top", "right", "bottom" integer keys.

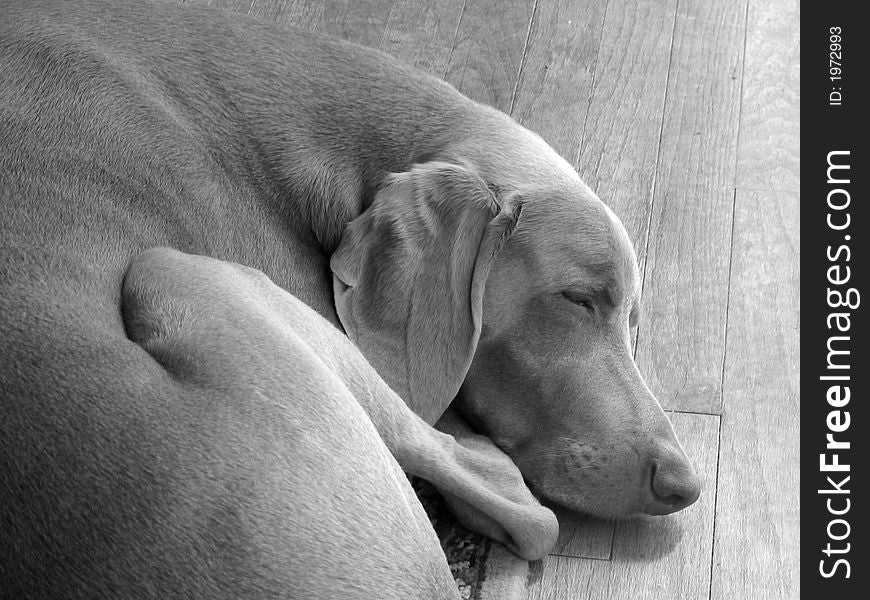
[{"left": 803, "top": 4, "right": 867, "bottom": 597}]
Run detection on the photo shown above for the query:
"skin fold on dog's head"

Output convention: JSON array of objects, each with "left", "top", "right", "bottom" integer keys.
[{"left": 331, "top": 114, "right": 701, "bottom": 520}]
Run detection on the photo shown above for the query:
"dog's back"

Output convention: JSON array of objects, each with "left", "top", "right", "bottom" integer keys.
[
  {"left": 1, "top": 0, "right": 479, "bottom": 322},
  {"left": 1, "top": 0, "right": 473, "bottom": 266}
]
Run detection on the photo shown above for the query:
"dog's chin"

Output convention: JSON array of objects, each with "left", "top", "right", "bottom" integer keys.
[
  {"left": 507, "top": 437, "right": 652, "bottom": 519},
  {"left": 521, "top": 466, "right": 649, "bottom": 521},
  {"left": 545, "top": 495, "right": 646, "bottom": 521}
]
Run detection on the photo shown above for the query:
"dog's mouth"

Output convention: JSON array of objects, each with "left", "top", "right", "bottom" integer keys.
[
  {"left": 510, "top": 450, "right": 648, "bottom": 520},
  {"left": 518, "top": 437, "right": 701, "bottom": 520}
]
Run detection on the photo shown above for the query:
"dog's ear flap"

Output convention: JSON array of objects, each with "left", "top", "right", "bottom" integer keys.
[
  {"left": 417, "top": 407, "right": 559, "bottom": 561},
  {"left": 331, "top": 162, "right": 521, "bottom": 424}
]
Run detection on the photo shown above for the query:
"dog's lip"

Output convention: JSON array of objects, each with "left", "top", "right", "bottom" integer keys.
[{"left": 644, "top": 498, "right": 682, "bottom": 516}]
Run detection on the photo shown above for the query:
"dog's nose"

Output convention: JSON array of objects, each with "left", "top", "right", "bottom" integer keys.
[{"left": 645, "top": 453, "right": 701, "bottom": 515}]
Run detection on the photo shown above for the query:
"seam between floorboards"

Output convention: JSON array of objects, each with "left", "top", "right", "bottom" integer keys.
[
  {"left": 665, "top": 408, "right": 721, "bottom": 417},
  {"left": 376, "top": 0, "right": 398, "bottom": 51},
  {"left": 707, "top": 413, "right": 725, "bottom": 600},
  {"left": 718, "top": 187, "right": 739, "bottom": 413},
  {"left": 711, "top": 0, "right": 746, "bottom": 561},
  {"left": 572, "top": 0, "right": 610, "bottom": 167},
  {"left": 548, "top": 553, "right": 612, "bottom": 562},
  {"left": 633, "top": 0, "right": 680, "bottom": 364},
  {"left": 442, "top": 0, "right": 468, "bottom": 80},
  {"left": 708, "top": 182, "right": 741, "bottom": 600},
  {"left": 310, "top": 0, "right": 321, "bottom": 34},
  {"left": 508, "top": 0, "right": 539, "bottom": 116},
  {"left": 377, "top": 1, "right": 396, "bottom": 51},
  {"left": 735, "top": 186, "right": 800, "bottom": 195},
  {"left": 732, "top": 0, "right": 753, "bottom": 196}
]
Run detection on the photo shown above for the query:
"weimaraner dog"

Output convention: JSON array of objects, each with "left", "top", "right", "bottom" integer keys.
[{"left": 1, "top": 1, "right": 701, "bottom": 598}]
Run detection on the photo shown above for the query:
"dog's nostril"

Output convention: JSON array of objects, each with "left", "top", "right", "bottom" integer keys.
[
  {"left": 655, "top": 493, "right": 686, "bottom": 506},
  {"left": 652, "top": 467, "right": 687, "bottom": 502}
]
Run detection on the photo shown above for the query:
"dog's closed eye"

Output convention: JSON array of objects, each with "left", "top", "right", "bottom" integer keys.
[{"left": 561, "top": 290, "right": 593, "bottom": 310}]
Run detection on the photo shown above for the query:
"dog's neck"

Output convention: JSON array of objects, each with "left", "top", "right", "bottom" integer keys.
[
  {"left": 180, "top": 33, "right": 480, "bottom": 254},
  {"left": 163, "top": 20, "right": 584, "bottom": 254}
]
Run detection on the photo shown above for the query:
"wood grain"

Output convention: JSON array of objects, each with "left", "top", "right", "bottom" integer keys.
[
  {"left": 250, "top": 0, "right": 325, "bottom": 29},
  {"left": 525, "top": 412, "right": 720, "bottom": 600},
  {"left": 575, "top": 0, "right": 678, "bottom": 259},
  {"left": 710, "top": 190, "right": 799, "bottom": 600},
  {"left": 525, "top": 554, "right": 605, "bottom": 600},
  {"left": 316, "top": 0, "right": 395, "bottom": 46},
  {"left": 379, "top": 0, "right": 464, "bottom": 78},
  {"left": 444, "top": 0, "right": 536, "bottom": 112},
  {"left": 736, "top": 0, "right": 799, "bottom": 192},
  {"left": 197, "top": 0, "right": 396, "bottom": 45},
  {"left": 187, "top": 0, "right": 257, "bottom": 14},
  {"left": 183, "top": 0, "right": 324, "bottom": 29},
  {"left": 548, "top": 508, "right": 613, "bottom": 560},
  {"left": 509, "top": 0, "right": 606, "bottom": 161},
  {"left": 189, "top": 0, "right": 252, "bottom": 10},
  {"left": 634, "top": 0, "right": 747, "bottom": 414}
]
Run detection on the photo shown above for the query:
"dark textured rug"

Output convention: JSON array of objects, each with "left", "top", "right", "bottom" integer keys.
[{"left": 413, "top": 478, "right": 492, "bottom": 600}]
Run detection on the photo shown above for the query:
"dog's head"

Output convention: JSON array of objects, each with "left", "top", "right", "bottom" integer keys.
[
  {"left": 331, "top": 151, "right": 700, "bottom": 519},
  {"left": 457, "top": 181, "right": 700, "bottom": 518}
]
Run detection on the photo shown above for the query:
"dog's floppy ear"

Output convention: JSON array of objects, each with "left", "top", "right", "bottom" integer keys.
[
  {"left": 331, "top": 162, "right": 521, "bottom": 424},
  {"left": 425, "top": 407, "right": 559, "bottom": 561}
]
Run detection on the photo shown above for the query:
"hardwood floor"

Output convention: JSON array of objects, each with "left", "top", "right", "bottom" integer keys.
[{"left": 182, "top": 1, "right": 801, "bottom": 597}]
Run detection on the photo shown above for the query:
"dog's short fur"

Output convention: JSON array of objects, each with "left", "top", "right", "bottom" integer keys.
[
  {"left": 119, "top": 246, "right": 557, "bottom": 599},
  {"left": 1, "top": 0, "right": 700, "bottom": 597}
]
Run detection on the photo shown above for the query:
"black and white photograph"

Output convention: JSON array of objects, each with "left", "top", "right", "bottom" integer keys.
[{"left": 1, "top": 0, "right": 811, "bottom": 598}]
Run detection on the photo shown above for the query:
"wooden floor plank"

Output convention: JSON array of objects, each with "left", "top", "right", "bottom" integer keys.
[
  {"left": 526, "top": 412, "right": 720, "bottom": 600},
  {"left": 379, "top": 0, "right": 464, "bottom": 78},
  {"left": 183, "top": 0, "right": 324, "bottom": 29},
  {"left": 444, "top": 0, "right": 536, "bottom": 112},
  {"left": 575, "top": 0, "right": 677, "bottom": 259},
  {"left": 548, "top": 508, "right": 613, "bottom": 560},
  {"left": 509, "top": 0, "right": 606, "bottom": 160},
  {"left": 710, "top": 190, "right": 799, "bottom": 600},
  {"left": 202, "top": 0, "right": 398, "bottom": 52},
  {"left": 315, "top": 0, "right": 396, "bottom": 46},
  {"left": 525, "top": 554, "right": 605, "bottom": 600},
  {"left": 187, "top": 0, "right": 256, "bottom": 14},
  {"left": 736, "top": 0, "right": 799, "bottom": 192},
  {"left": 189, "top": 0, "right": 252, "bottom": 10},
  {"left": 250, "top": 0, "right": 324, "bottom": 29},
  {"left": 634, "top": 0, "right": 747, "bottom": 414}
]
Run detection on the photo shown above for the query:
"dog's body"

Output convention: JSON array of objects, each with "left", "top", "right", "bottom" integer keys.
[
  {"left": 116, "top": 246, "right": 557, "bottom": 600},
  {"left": 1, "top": 1, "right": 700, "bottom": 597}
]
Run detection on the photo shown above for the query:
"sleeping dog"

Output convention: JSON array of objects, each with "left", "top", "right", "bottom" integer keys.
[{"left": 1, "top": 0, "right": 700, "bottom": 598}]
